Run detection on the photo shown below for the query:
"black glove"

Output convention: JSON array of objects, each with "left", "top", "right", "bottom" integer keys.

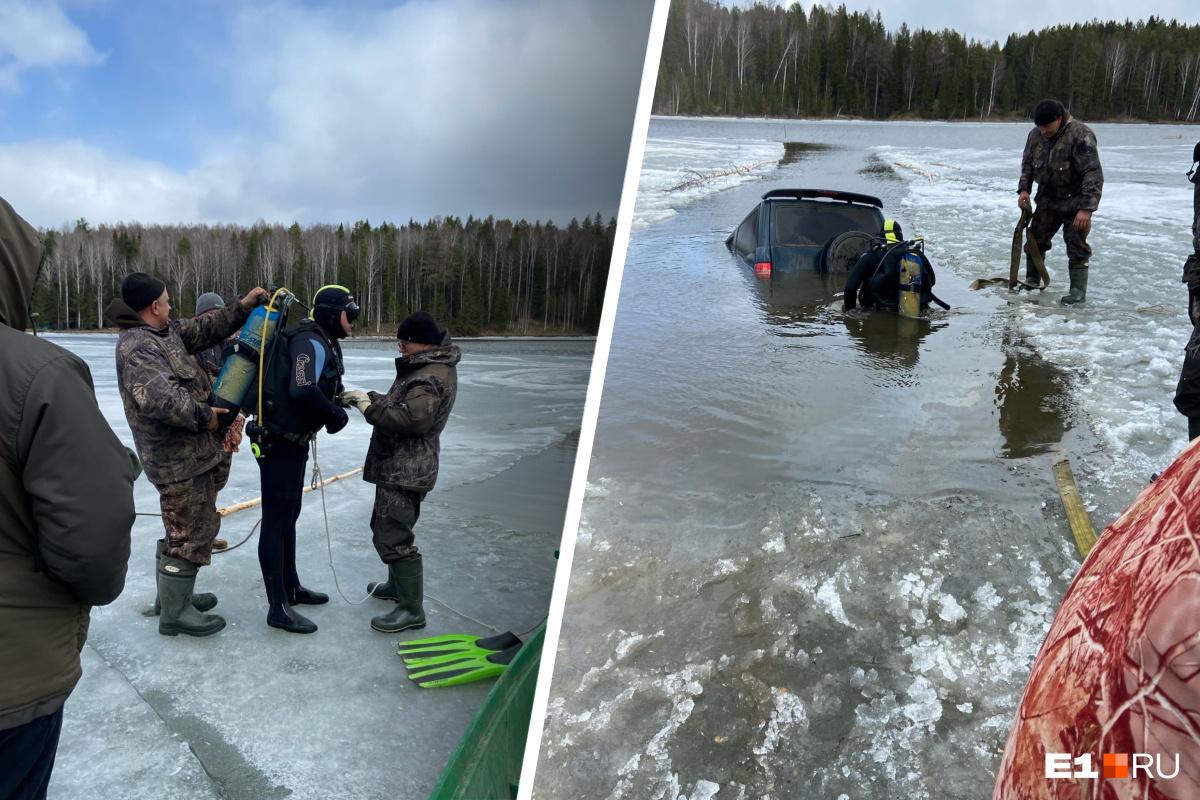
[
  {"left": 1185, "top": 253, "right": 1200, "bottom": 290},
  {"left": 325, "top": 406, "right": 349, "bottom": 434}
]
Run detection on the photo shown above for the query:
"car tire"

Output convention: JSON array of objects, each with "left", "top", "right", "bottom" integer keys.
[{"left": 821, "top": 231, "right": 875, "bottom": 275}]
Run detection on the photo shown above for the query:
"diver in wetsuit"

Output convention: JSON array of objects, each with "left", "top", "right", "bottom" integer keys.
[{"left": 249, "top": 285, "right": 356, "bottom": 633}]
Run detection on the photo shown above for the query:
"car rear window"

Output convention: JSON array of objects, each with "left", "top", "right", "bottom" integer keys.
[{"left": 772, "top": 203, "right": 880, "bottom": 247}]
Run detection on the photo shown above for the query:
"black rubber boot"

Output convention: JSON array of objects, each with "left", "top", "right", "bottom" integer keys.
[
  {"left": 366, "top": 573, "right": 399, "bottom": 602},
  {"left": 1060, "top": 262, "right": 1089, "bottom": 305},
  {"left": 370, "top": 557, "right": 426, "bottom": 633},
  {"left": 158, "top": 557, "right": 226, "bottom": 637},
  {"left": 287, "top": 584, "right": 329, "bottom": 605},
  {"left": 265, "top": 574, "right": 317, "bottom": 634},
  {"left": 1024, "top": 252, "right": 1042, "bottom": 288},
  {"left": 154, "top": 539, "right": 217, "bottom": 616}
]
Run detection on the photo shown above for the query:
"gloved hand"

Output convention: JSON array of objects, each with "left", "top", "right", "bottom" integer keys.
[
  {"left": 341, "top": 389, "right": 372, "bottom": 414},
  {"left": 326, "top": 406, "right": 349, "bottom": 434}
]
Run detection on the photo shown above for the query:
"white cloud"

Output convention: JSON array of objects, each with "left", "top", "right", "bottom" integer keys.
[
  {"left": 1, "top": 0, "right": 649, "bottom": 227},
  {"left": 196, "top": 0, "right": 646, "bottom": 224},
  {"left": 0, "top": 0, "right": 103, "bottom": 91},
  {"left": 0, "top": 140, "right": 200, "bottom": 229}
]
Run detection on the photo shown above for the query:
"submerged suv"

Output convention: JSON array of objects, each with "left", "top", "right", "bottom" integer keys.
[{"left": 726, "top": 189, "right": 885, "bottom": 276}]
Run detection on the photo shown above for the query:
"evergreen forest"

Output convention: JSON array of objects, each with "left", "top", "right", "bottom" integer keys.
[
  {"left": 656, "top": 0, "right": 1200, "bottom": 122},
  {"left": 33, "top": 214, "right": 615, "bottom": 336}
]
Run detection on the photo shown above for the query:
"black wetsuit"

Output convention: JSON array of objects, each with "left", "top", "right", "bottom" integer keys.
[
  {"left": 255, "top": 321, "right": 347, "bottom": 603},
  {"left": 843, "top": 241, "right": 943, "bottom": 313}
]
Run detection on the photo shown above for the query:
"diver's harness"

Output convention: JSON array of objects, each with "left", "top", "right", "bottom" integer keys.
[
  {"left": 857, "top": 236, "right": 950, "bottom": 312},
  {"left": 246, "top": 298, "right": 343, "bottom": 459}
]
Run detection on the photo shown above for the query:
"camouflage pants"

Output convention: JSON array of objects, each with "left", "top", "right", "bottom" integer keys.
[
  {"left": 1029, "top": 199, "right": 1092, "bottom": 264},
  {"left": 155, "top": 456, "right": 231, "bottom": 566},
  {"left": 370, "top": 485, "right": 424, "bottom": 564}
]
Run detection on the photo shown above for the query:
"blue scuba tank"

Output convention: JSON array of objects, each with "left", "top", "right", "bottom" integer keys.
[{"left": 208, "top": 303, "right": 282, "bottom": 430}]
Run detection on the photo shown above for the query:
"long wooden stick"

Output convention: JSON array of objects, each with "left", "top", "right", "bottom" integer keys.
[
  {"left": 217, "top": 466, "right": 364, "bottom": 517},
  {"left": 1052, "top": 458, "right": 1097, "bottom": 558}
]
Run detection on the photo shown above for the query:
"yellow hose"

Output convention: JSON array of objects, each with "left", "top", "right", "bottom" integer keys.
[{"left": 1052, "top": 458, "right": 1097, "bottom": 558}]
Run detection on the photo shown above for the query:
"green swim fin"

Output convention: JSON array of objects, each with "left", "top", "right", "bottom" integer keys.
[
  {"left": 406, "top": 643, "right": 522, "bottom": 689},
  {"left": 397, "top": 631, "right": 521, "bottom": 664}
]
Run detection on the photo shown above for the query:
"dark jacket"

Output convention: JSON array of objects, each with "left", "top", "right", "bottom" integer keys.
[
  {"left": 105, "top": 297, "right": 250, "bottom": 486},
  {"left": 0, "top": 195, "right": 136, "bottom": 731},
  {"left": 363, "top": 342, "right": 461, "bottom": 493},
  {"left": 1018, "top": 114, "right": 1104, "bottom": 211}
]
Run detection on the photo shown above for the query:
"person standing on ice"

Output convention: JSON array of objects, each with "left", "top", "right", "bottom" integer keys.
[
  {"left": 247, "top": 285, "right": 354, "bottom": 634},
  {"left": 1017, "top": 98, "right": 1104, "bottom": 305},
  {"left": 193, "top": 291, "right": 243, "bottom": 550},
  {"left": 0, "top": 195, "right": 136, "bottom": 798},
  {"left": 342, "top": 311, "right": 460, "bottom": 633},
  {"left": 105, "top": 273, "right": 268, "bottom": 638},
  {"left": 1173, "top": 141, "right": 1200, "bottom": 439}
]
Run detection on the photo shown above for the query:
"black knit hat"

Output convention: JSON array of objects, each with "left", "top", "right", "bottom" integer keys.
[
  {"left": 1033, "top": 99, "right": 1064, "bottom": 126},
  {"left": 121, "top": 272, "right": 166, "bottom": 312},
  {"left": 396, "top": 311, "right": 444, "bottom": 345}
]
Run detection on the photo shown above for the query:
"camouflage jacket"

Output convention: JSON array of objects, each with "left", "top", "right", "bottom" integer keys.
[
  {"left": 1018, "top": 114, "right": 1104, "bottom": 211},
  {"left": 363, "top": 343, "right": 461, "bottom": 493},
  {"left": 105, "top": 298, "right": 250, "bottom": 485}
]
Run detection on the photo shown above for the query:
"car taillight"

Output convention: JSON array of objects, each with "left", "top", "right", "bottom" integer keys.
[{"left": 755, "top": 262, "right": 772, "bottom": 278}]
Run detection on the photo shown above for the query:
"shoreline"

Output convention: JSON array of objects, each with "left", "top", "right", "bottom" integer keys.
[
  {"left": 652, "top": 112, "right": 1200, "bottom": 126},
  {"left": 34, "top": 328, "right": 597, "bottom": 341}
]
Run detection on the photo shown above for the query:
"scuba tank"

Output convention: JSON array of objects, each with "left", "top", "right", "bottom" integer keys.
[
  {"left": 208, "top": 289, "right": 292, "bottom": 432},
  {"left": 898, "top": 252, "right": 924, "bottom": 318}
]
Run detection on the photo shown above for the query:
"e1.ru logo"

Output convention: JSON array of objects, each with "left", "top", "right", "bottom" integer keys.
[{"left": 1046, "top": 753, "right": 1180, "bottom": 780}]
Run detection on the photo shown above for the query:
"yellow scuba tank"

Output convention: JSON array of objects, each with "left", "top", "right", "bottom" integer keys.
[{"left": 898, "top": 253, "right": 923, "bottom": 319}]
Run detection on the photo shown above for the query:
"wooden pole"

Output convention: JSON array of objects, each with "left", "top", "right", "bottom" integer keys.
[{"left": 217, "top": 466, "right": 364, "bottom": 517}]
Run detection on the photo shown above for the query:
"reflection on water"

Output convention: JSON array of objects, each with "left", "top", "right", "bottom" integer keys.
[
  {"left": 746, "top": 266, "right": 950, "bottom": 382},
  {"left": 995, "top": 342, "right": 1071, "bottom": 458},
  {"left": 781, "top": 141, "right": 836, "bottom": 166}
]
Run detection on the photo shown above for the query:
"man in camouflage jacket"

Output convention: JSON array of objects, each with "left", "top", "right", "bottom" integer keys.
[
  {"left": 104, "top": 274, "right": 267, "bottom": 637},
  {"left": 1018, "top": 98, "right": 1104, "bottom": 305},
  {"left": 342, "top": 311, "right": 460, "bottom": 633},
  {"left": 1174, "top": 142, "right": 1200, "bottom": 439}
]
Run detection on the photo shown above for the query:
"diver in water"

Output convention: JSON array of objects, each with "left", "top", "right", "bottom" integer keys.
[
  {"left": 342, "top": 311, "right": 461, "bottom": 633},
  {"left": 843, "top": 220, "right": 946, "bottom": 314},
  {"left": 249, "top": 285, "right": 354, "bottom": 633}
]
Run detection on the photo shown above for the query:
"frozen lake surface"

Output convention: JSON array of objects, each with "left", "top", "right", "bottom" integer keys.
[
  {"left": 47, "top": 334, "right": 591, "bottom": 800},
  {"left": 535, "top": 118, "right": 1199, "bottom": 799}
]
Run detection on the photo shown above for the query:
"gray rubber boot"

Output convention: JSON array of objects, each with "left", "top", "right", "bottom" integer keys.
[
  {"left": 366, "top": 572, "right": 399, "bottom": 602},
  {"left": 153, "top": 539, "right": 217, "bottom": 615},
  {"left": 370, "top": 557, "right": 426, "bottom": 633},
  {"left": 158, "top": 557, "right": 226, "bottom": 637},
  {"left": 1024, "top": 252, "right": 1042, "bottom": 288},
  {"left": 1060, "top": 262, "right": 1089, "bottom": 305}
]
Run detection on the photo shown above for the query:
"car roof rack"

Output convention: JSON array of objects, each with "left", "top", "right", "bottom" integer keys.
[{"left": 761, "top": 189, "right": 883, "bottom": 208}]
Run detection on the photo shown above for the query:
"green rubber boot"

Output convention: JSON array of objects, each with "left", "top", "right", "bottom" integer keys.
[
  {"left": 1060, "top": 262, "right": 1089, "bottom": 305},
  {"left": 366, "top": 572, "right": 399, "bottom": 602},
  {"left": 153, "top": 539, "right": 217, "bottom": 616},
  {"left": 370, "top": 557, "right": 426, "bottom": 633},
  {"left": 158, "top": 557, "right": 226, "bottom": 637}
]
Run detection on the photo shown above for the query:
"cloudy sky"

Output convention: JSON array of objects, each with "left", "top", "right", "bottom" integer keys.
[
  {"left": 790, "top": 0, "right": 1200, "bottom": 45},
  {"left": 0, "top": 0, "right": 654, "bottom": 229}
]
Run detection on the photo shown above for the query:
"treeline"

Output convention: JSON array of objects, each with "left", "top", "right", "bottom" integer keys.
[
  {"left": 656, "top": 0, "right": 1200, "bottom": 122},
  {"left": 33, "top": 214, "right": 615, "bottom": 335}
]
